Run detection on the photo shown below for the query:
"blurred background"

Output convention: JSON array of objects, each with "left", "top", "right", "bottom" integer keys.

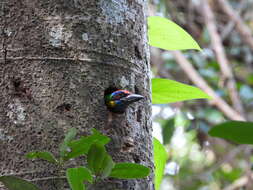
[{"left": 148, "top": 0, "right": 253, "bottom": 189}]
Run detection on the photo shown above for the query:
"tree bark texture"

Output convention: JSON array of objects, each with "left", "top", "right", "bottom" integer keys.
[{"left": 0, "top": 0, "right": 153, "bottom": 190}]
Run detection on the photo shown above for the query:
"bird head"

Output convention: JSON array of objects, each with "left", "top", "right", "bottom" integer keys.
[{"left": 105, "top": 89, "right": 144, "bottom": 114}]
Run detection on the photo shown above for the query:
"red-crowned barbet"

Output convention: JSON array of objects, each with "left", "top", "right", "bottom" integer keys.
[{"left": 105, "top": 90, "right": 144, "bottom": 114}]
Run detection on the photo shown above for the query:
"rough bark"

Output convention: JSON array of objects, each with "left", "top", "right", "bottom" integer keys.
[{"left": 0, "top": 0, "right": 153, "bottom": 190}]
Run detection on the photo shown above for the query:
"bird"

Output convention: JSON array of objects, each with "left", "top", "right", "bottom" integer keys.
[{"left": 105, "top": 89, "right": 144, "bottom": 114}]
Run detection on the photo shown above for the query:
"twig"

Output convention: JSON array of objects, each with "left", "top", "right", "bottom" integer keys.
[
  {"left": 0, "top": 173, "right": 66, "bottom": 188},
  {"left": 223, "top": 173, "right": 253, "bottom": 190},
  {"left": 208, "top": 144, "right": 246, "bottom": 173},
  {"left": 0, "top": 176, "right": 66, "bottom": 187},
  {"left": 220, "top": 0, "right": 247, "bottom": 41},
  {"left": 29, "top": 176, "right": 66, "bottom": 182},
  {"left": 244, "top": 146, "right": 253, "bottom": 189},
  {"left": 216, "top": 0, "right": 253, "bottom": 51},
  {"left": 150, "top": 47, "right": 173, "bottom": 78},
  {"left": 172, "top": 51, "right": 245, "bottom": 121},
  {"left": 201, "top": 0, "right": 245, "bottom": 116}
]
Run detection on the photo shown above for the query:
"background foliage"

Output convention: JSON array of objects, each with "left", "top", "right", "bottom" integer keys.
[{"left": 149, "top": 0, "right": 253, "bottom": 190}]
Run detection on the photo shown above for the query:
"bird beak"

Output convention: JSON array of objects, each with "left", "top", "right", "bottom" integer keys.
[{"left": 122, "top": 94, "right": 144, "bottom": 104}]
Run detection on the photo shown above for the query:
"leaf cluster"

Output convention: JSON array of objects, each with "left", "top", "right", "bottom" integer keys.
[{"left": 0, "top": 128, "right": 150, "bottom": 190}]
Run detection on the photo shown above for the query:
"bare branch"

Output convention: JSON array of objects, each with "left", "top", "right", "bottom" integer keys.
[
  {"left": 223, "top": 173, "right": 253, "bottom": 190},
  {"left": 220, "top": 0, "right": 247, "bottom": 40},
  {"left": 201, "top": 0, "right": 245, "bottom": 116},
  {"left": 217, "top": 0, "right": 253, "bottom": 50},
  {"left": 172, "top": 51, "right": 245, "bottom": 121}
]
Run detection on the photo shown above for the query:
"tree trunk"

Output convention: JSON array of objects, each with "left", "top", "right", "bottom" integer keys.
[{"left": 0, "top": 0, "right": 153, "bottom": 189}]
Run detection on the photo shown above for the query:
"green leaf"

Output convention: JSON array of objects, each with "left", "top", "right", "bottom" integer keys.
[
  {"left": 100, "top": 154, "right": 115, "bottom": 179},
  {"left": 87, "top": 143, "right": 106, "bottom": 174},
  {"left": 152, "top": 78, "right": 211, "bottom": 104},
  {"left": 161, "top": 118, "right": 175, "bottom": 145},
  {"left": 60, "top": 128, "right": 77, "bottom": 158},
  {"left": 154, "top": 138, "right": 168, "bottom": 190},
  {"left": 26, "top": 151, "right": 58, "bottom": 164},
  {"left": 148, "top": 16, "right": 201, "bottom": 50},
  {"left": 87, "top": 142, "right": 114, "bottom": 178},
  {"left": 0, "top": 176, "right": 41, "bottom": 190},
  {"left": 64, "top": 128, "right": 110, "bottom": 160},
  {"left": 109, "top": 163, "right": 150, "bottom": 179},
  {"left": 66, "top": 167, "right": 93, "bottom": 190},
  {"left": 208, "top": 121, "right": 253, "bottom": 144}
]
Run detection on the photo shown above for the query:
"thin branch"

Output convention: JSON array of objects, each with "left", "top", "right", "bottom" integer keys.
[
  {"left": 216, "top": 0, "right": 253, "bottom": 50},
  {"left": 29, "top": 176, "right": 66, "bottom": 182},
  {"left": 172, "top": 51, "right": 245, "bottom": 121},
  {"left": 244, "top": 146, "right": 253, "bottom": 189},
  {"left": 201, "top": 0, "right": 245, "bottom": 116},
  {"left": 0, "top": 176, "right": 66, "bottom": 188},
  {"left": 220, "top": 0, "right": 247, "bottom": 40},
  {"left": 0, "top": 171, "right": 66, "bottom": 188},
  {"left": 150, "top": 47, "right": 173, "bottom": 78},
  {"left": 223, "top": 173, "right": 253, "bottom": 190},
  {"left": 209, "top": 144, "right": 246, "bottom": 173}
]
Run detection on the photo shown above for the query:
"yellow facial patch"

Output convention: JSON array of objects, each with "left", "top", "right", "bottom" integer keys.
[{"left": 108, "top": 101, "right": 116, "bottom": 107}]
